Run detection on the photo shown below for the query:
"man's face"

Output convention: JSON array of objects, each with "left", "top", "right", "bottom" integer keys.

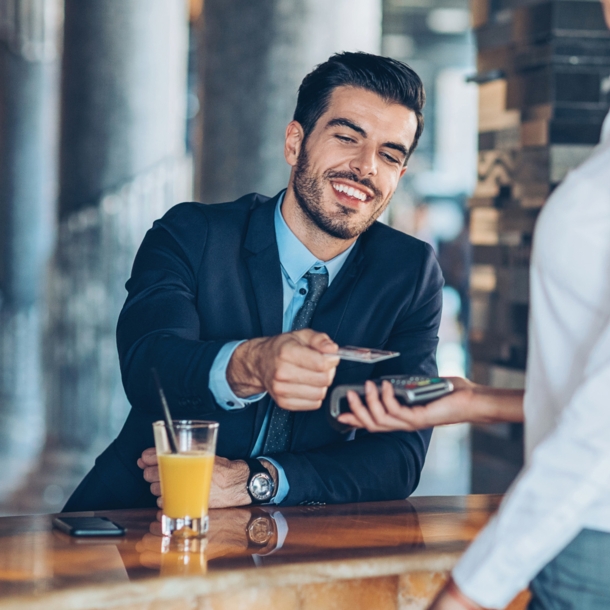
[{"left": 289, "top": 86, "right": 418, "bottom": 240}]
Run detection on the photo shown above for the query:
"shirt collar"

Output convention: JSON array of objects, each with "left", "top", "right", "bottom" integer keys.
[{"left": 274, "top": 192, "right": 356, "bottom": 287}]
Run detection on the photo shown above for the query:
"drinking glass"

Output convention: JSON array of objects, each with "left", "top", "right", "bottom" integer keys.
[{"left": 153, "top": 420, "right": 218, "bottom": 538}]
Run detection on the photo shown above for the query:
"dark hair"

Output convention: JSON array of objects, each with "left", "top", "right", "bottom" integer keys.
[{"left": 294, "top": 52, "right": 425, "bottom": 162}]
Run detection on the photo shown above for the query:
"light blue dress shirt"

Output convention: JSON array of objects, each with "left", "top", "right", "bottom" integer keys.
[{"left": 208, "top": 192, "right": 355, "bottom": 503}]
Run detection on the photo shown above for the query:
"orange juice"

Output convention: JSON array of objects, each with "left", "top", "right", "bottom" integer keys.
[
  {"left": 158, "top": 453, "right": 214, "bottom": 519},
  {"left": 160, "top": 543, "right": 207, "bottom": 576}
]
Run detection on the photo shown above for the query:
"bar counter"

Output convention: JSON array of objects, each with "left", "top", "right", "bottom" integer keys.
[{"left": 0, "top": 495, "right": 529, "bottom": 610}]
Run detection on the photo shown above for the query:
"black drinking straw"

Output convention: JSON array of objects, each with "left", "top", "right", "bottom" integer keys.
[{"left": 152, "top": 368, "right": 178, "bottom": 454}]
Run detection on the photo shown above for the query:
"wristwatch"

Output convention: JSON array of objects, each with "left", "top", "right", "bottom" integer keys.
[
  {"left": 246, "top": 510, "right": 276, "bottom": 547},
  {"left": 245, "top": 458, "right": 276, "bottom": 504}
]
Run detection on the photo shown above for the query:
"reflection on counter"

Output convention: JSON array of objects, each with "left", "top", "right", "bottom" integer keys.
[
  {"left": 125, "top": 501, "right": 426, "bottom": 579},
  {"left": 137, "top": 529, "right": 208, "bottom": 577},
  {"left": 0, "top": 496, "right": 505, "bottom": 610}
]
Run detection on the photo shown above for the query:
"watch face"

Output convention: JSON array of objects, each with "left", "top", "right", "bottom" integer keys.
[
  {"left": 249, "top": 473, "right": 273, "bottom": 501},
  {"left": 247, "top": 516, "right": 274, "bottom": 545}
]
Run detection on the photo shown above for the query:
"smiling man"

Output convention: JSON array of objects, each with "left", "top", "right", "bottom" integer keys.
[{"left": 64, "top": 52, "right": 444, "bottom": 512}]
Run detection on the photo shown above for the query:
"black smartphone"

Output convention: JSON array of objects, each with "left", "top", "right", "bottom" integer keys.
[
  {"left": 52, "top": 516, "right": 126, "bottom": 537},
  {"left": 329, "top": 375, "right": 455, "bottom": 422}
]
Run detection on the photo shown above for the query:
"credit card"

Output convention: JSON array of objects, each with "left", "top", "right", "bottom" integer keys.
[{"left": 335, "top": 346, "right": 400, "bottom": 363}]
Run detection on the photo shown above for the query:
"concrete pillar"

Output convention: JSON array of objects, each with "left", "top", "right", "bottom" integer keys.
[
  {"left": 198, "top": 0, "right": 382, "bottom": 203},
  {"left": 0, "top": 0, "right": 61, "bottom": 503},
  {"left": 11, "top": 0, "right": 192, "bottom": 513}
]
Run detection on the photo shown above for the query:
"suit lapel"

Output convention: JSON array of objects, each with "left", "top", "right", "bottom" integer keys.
[
  {"left": 243, "top": 192, "right": 284, "bottom": 448},
  {"left": 243, "top": 192, "right": 284, "bottom": 338}
]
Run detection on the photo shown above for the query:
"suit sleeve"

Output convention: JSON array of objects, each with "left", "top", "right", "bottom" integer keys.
[
  {"left": 116, "top": 205, "right": 227, "bottom": 417},
  {"left": 278, "top": 243, "right": 444, "bottom": 505}
]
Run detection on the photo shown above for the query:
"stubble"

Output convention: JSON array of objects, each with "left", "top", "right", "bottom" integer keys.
[{"left": 292, "top": 144, "right": 387, "bottom": 240}]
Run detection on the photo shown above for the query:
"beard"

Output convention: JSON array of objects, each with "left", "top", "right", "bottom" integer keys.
[{"left": 292, "top": 144, "right": 387, "bottom": 240}]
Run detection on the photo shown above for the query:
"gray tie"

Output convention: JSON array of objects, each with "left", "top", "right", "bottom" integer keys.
[{"left": 263, "top": 268, "right": 329, "bottom": 454}]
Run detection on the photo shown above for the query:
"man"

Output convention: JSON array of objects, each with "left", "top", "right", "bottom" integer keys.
[
  {"left": 340, "top": 2, "right": 610, "bottom": 606},
  {"left": 64, "top": 52, "right": 444, "bottom": 511}
]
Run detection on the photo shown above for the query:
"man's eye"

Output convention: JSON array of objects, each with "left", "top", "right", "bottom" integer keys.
[
  {"left": 336, "top": 135, "right": 355, "bottom": 143},
  {"left": 382, "top": 152, "right": 400, "bottom": 164}
]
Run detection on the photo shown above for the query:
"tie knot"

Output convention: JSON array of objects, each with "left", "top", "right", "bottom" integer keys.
[
  {"left": 290, "top": 267, "right": 329, "bottom": 331},
  {"left": 304, "top": 268, "right": 328, "bottom": 297}
]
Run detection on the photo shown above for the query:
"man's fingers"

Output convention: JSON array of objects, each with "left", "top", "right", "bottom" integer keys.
[
  {"left": 150, "top": 482, "right": 161, "bottom": 496},
  {"left": 268, "top": 356, "right": 338, "bottom": 411},
  {"left": 274, "top": 395, "right": 325, "bottom": 411},
  {"left": 156, "top": 496, "right": 163, "bottom": 508},
  {"left": 282, "top": 344, "right": 338, "bottom": 372},
  {"left": 305, "top": 330, "right": 339, "bottom": 356},
  {"left": 272, "top": 380, "right": 329, "bottom": 401},
  {"left": 280, "top": 332, "right": 339, "bottom": 371},
  {"left": 274, "top": 362, "right": 335, "bottom": 387},
  {"left": 143, "top": 465, "right": 160, "bottom": 483},
  {"left": 140, "top": 447, "right": 158, "bottom": 466}
]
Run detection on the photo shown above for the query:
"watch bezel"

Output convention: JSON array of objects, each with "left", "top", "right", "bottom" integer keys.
[
  {"left": 248, "top": 471, "right": 274, "bottom": 502},
  {"left": 247, "top": 515, "right": 275, "bottom": 546}
]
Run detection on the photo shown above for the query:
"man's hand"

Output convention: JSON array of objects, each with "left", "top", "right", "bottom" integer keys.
[
  {"left": 138, "top": 448, "right": 163, "bottom": 505},
  {"left": 338, "top": 377, "right": 524, "bottom": 432},
  {"left": 227, "top": 329, "right": 340, "bottom": 411},
  {"left": 138, "top": 448, "right": 253, "bottom": 508}
]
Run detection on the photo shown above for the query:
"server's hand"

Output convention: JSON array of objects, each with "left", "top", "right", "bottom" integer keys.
[
  {"left": 337, "top": 377, "right": 524, "bottom": 432},
  {"left": 427, "top": 579, "right": 484, "bottom": 610},
  {"left": 227, "top": 329, "right": 340, "bottom": 411}
]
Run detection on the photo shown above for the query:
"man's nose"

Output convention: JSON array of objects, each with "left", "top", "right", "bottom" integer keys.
[{"left": 349, "top": 143, "right": 378, "bottom": 178}]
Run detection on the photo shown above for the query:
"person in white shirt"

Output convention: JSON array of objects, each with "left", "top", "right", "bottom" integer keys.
[{"left": 339, "top": 0, "right": 610, "bottom": 607}]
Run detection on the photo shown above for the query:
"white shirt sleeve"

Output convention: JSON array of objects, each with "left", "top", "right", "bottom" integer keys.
[{"left": 453, "top": 318, "right": 610, "bottom": 609}]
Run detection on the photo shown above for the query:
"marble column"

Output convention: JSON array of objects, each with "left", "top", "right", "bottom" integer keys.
[
  {"left": 11, "top": 0, "right": 192, "bottom": 513},
  {"left": 0, "top": 0, "right": 61, "bottom": 504},
  {"left": 198, "top": 0, "right": 383, "bottom": 203}
]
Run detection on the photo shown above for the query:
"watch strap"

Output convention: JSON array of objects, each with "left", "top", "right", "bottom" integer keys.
[{"left": 244, "top": 457, "right": 268, "bottom": 476}]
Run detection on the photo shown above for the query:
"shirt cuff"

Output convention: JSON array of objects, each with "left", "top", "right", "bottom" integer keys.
[
  {"left": 208, "top": 340, "right": 266, "bottom": 410},
  {"left": 452, "top": 515, "right": 529, "bottom": 609},
  {"left": 258, "top": 456, "right": 290, "bottom": 504}
]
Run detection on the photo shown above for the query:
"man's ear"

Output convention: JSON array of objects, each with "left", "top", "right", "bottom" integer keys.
[
  {"left": 399, "top": 165, "right": 408, "bottom": 179},
  {"left": 284, "top": 121, "right": 305, "bottom": 167}
]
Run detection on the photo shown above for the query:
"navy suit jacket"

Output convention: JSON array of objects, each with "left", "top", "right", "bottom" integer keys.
[{"left": 65, "top": 191, "right": 443, "bottom": 511}]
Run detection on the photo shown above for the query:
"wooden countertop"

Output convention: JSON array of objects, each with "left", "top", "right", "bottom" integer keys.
[{"left": 0, "top": 495, "right": 502, "bottom": 610}]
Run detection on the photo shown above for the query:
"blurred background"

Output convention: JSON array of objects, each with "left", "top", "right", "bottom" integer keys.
[{"left": 0, "top": 0, "right": 608, "bottom": 514}]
